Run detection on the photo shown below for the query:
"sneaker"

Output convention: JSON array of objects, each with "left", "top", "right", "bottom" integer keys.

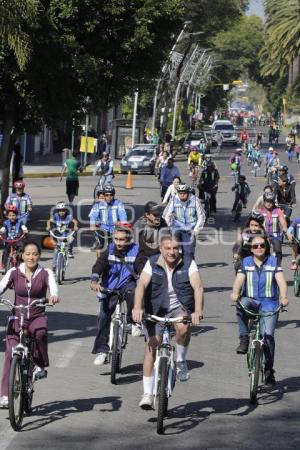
[
  {"left": 176, "top": 361, "right": 190, "bottom": 382},
  {"left": 265, "top": 369, "right": 276, "bottom": 385},
  {"left": 290, "top": 261, "right": 298, "bottom": 271},
  {"left": 236, "top": 336, "right": 249, "bottom": 354},
  {"left": 67, "top": 252, "right": 74, "bottom": 258},
  {"left": 93, "top": 353, "right": 107, "bottom": 366},
  {"left": 0, "top": 396, "right": 8, "bottom": 408},
  {"left": 131, "top": 323, "right": 144, "bottom": 337},
  {"left": 33, "top": 366, "right": 47, "bottom": 381},
  {"left": 139, "top": 394, "right": 153, "bottom": 410}
]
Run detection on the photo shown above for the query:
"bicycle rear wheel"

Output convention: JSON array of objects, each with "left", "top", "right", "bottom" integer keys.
[
  {"left": 8, "top": 355, "right": 25, "bottom": 431},
  {"left": 56, "top": 253, "right": 64, "bottom": 285},
  {"left": 294, "top": 268, "right": 300, "bottom": 297},
  {"left": 249, "top": 342, "right": 261, "bottom": 404},
  {"left": 111, "top": 322, "right": 121, "bottom": 384},
  {"left": 157, "top": 356, "right": 168, "bottom": 435}
]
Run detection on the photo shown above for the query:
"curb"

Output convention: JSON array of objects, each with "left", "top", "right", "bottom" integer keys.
[{"left": 24, "top": 165, "right": 121, "bottom": 179}]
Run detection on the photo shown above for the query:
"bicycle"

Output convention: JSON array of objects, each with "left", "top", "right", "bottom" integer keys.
[
  {"left": 236, "top": 301, "right": 284, "bottom": 404},
  {"left": 93, "top": 174, "right": 107, "bottom": 199},
  {"left": 50, "top": 229, "right": 75, "bottom": 285},
  {"left": 190, "top": 164, "right": 199, "bottom": 190},
  {"left": 288, "top": 236, "right": 300, "bottom": 296},
  {"left": 144, "top": 314, "right": 191, "bottom": 435},
  {"left": 0, "top": 234, "right": 25, "bottom": 273},
  {"left": 204, "top": 190, "right": 211, "bottom": 219},
  {"left": 0, "top": 297, "right": 52, "bottom": 431},
  {"left": 102, "top": 288, "right": 129, "bottom": 384}
]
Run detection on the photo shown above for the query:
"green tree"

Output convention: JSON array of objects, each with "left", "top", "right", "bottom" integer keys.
[
  {"left": 0, "top": 0, "right": 184, "bottom": 203},
  {"left": 0, "top": 0, "right": 40, "bottom": 69}
]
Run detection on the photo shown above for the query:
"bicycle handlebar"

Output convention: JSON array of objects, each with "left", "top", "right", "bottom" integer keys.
[
  {"left": 49, "top": 230, "right": 75, "bottom": 241},
  {"left": 0, "top": 297, "right": 52, "bottom": 310},
  {"left": 236, "top": 300, "right": 286, "bottom": 317},
  {"left": 0, "top": 234, "right": 26, "bottom": 245},
  {"left": 144, "top": 314, "right": 192, "bottom": 324}
]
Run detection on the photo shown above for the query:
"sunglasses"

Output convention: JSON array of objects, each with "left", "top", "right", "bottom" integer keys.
[
  {"left": 251, "top": 243, "right": 266, "bottom": 250},
  {"left": 104, "top": 193, "right": 114, "bottom": 196}
]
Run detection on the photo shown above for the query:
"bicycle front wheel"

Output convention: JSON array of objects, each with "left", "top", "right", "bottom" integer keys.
[
  {"left": 249, "top": 342, "right": 261, "bottom": 404},
  {"left": 23, "top": 357, "right": 34, "bottom": 414},
  {"left": 8, "top": 355, "right": 25, "bottom": 431},
  {"left": 56, "top": 253, "right": 64, "bottom": 285},
  {"left": 111, "top": 322, "right": 121, "bottom": 384},
  {"left": 157, "top": 356, "right": 168, "bottom": 435}
]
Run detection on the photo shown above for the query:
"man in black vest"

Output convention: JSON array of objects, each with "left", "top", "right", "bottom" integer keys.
[{"left": 132, "top": 233, "right": 204, "bottom": 409}]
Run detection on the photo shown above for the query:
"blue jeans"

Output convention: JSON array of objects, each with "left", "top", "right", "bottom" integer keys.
[
  {"left": 236, "top": 297, "right": 279, "bottom": 371},
  {"left": 173, "top": 229, "right": 196, "bottom": 259}
]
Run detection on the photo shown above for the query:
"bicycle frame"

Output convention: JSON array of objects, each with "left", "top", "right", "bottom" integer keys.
[{"left": 108, "top": 292, "right": 127, "bottom": 358}]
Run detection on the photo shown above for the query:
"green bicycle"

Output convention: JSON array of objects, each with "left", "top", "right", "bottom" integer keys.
[
  {"left": 290, "top": 237, "right": 300, "bottom": 297},
  {"left": 237, "top": 301, "right": 283, "bottom": 404}
]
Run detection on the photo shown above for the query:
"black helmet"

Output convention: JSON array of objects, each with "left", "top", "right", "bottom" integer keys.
[
  {"left": 238, "top": 174, "right": 246, "bottom": 181},
  {"left": 248, "top": 211, "right": 264, "bottom": 224},
  {"left": 279, "top": 165, "right": 288, "bottom": 173},
  {"left": 263, "top": 192, "right": 276, "bottom": 203},
  {"left": 103, "top": 184, "right": 115, "bottom": 195}
]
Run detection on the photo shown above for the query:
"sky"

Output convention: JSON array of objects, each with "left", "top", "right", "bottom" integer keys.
[{"left": 247, "top": 0, "right": 265, "bottom": 18}]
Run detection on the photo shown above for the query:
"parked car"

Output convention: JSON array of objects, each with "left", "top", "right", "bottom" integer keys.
[
  {"left": 211, "top": 120, "right": 238, "bottom": 146},
  {"left": 182, "top": 131, "right": 207, "bottom": 154},
  {"left": 120, "top": 144, "right": 158, "bottom": 174}
]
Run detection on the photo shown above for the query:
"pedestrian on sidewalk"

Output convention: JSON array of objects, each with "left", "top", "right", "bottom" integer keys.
[{"left": 60, "top": 152, "right": 82, "bottom": 205}]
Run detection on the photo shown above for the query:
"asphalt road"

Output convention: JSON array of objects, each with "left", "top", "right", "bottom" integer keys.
[{"left": 1, "top": 143, "right": 300, "bottom": 450}]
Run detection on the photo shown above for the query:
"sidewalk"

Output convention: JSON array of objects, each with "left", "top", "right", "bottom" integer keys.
[{"left": 23, "top": 153, "right": 121, "bottom": 178}]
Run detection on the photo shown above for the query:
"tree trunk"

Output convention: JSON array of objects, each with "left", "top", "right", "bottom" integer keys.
[
  {"left": 288, "top": 60, "right": 294, "bottom": 87},
  {"left": 0, "top": 115, "right": 14, "bottom": 207},
  {"left": 292, "top": 56, "right": 300, "bottom": 85}
]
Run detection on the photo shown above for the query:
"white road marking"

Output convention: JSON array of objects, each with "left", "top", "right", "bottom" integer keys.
[{"left": 53, "top": 339, "right": 83, "bottom": 368}]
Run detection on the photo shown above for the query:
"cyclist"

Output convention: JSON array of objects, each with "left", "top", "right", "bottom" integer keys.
[
  {"left": 134, "top": 202, "right": 167, "bottom": 274},
  {"left": 266, "top": 151, "right": 280, "bottom": 184},
  {"left": 202, "top": 153, "right": 214, "bottom": 170},
  {"left": 5, "top": 180, "right": 32, "bottom": 225},
  {"left": 232, "top": 212, "right": 265, "bottom": 271},
  {"left": 252, "top": 185, "right": 273, "bottom": 211},
  {"left": 198, "top": 160, "right": 220, "bottom": 213},
  {"left": 199, "top": 138, "right": 206, "bottom": 154},
  {"left": 272, "top": 165, "right": 295, "bottom": 188},
  {"left": 162, "top": 176, "right": 181, "bottom": 204},
  {"left": 46, "top": 202, "right": 78, "bottom": 269},
  {"left": 231, "top": 175, "right": 251, "bottom": 214},
  {"left": 163, "top": 184, "right": 205, "bottom": 258},
  {"left": 239, "top": 129, "right": 249, "bottom": 147},
  {"left": 132, "top": 232, "right": 204, "bottom": 408},
  {"left": 188, "top": 146, "right": 201, "bottom": 179},
  {"left": 215, "top": 131, "right": 223, "bottom": 153},
  {"left": 256, "top": 131, "right": 263, "bottom": 146},
  {"left": 90, "top": 223, "right": 140, "bottom": 365},
  {"left": 0, "top": 205, "right": 28, "bottom": 272},
  {"left": 93, "top": 152, "right": 114, "bottom": 187},
  {"left": 287, "top": 216, "right": 300, "bottom": 270},
  {"left": 89, "top": 185, "right": 127, "bottom": 250},
  {"left": 230, "top": 149, "right": 243, "bottom": 175},
  {"left": 259, "top": 192, "right": 288, "bottom": 263},
  {"left": 273, "top": 175, "right": 296, "bottom": 223},
  {"left": 231, "top": 234, "right": 288, "bottom": 385},
  {"left": 159, "top": 157, "right": 180, "bottom": 199},
  {"left": 0, "top": 241, "right": 59, "bottom": 408}
]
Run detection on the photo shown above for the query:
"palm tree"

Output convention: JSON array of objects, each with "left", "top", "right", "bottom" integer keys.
[
  {"left": 261, "top": 0, "right": 300, "bottom": 85},
  {"left": 0, "top": 0, "right": 40, "bottom": 69}
]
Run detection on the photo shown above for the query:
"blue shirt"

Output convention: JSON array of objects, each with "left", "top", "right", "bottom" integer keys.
[
  {"left": 89, "top": 198, "right": 127, "bottom": 232},
  {"left": 288, "top": 217, "right": 300, "bottom": 241},
  {"left": 160, "top": 166, "right": 180, "bottom": 187}
]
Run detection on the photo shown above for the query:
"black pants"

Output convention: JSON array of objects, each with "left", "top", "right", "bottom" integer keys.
[
  {"left": 232, "top": 194, "right": 247, "bottom": 211},
  {"left": 269, "top": 237, "right": 282, "bottom": 264},
  {"left": 92, "top": 283, "right": 135, "bottom": 354}
]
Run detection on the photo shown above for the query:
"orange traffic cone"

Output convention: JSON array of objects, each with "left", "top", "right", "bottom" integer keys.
[{"left": 126, "top": 170, "right": 133, "bottom": 189}]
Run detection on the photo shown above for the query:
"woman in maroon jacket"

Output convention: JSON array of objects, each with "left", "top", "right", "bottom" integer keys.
[{"left": 0, "top": 242, "right": 59, "bottom": 408}]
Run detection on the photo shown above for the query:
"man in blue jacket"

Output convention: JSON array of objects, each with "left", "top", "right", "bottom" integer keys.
[
  {"left": 89, "top": 184, "right": 127, "bottom": 250},
  {"left": 90, "top": 223, "right": 140, "bottom": 366},
  {"left": 132, "top": 232, "right": 204, "bottom": 409},
  {"left": 159, "top": 157, "right": 180, "bottom": 199}
]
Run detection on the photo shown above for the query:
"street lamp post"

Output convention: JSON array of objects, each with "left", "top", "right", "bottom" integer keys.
[{"left": 132, "top": 90, "right": 139, "bottom": 147}]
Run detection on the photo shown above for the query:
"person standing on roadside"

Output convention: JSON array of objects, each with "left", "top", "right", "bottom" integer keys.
[{"left": 60, "top": 152, "right": 82, "bottom": 205}]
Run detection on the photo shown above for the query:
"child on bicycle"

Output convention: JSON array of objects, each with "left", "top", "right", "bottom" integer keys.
[
  {"left": 232, "top": 175, "right": 251, "bottom": 214},
  {"left": 46, "top": 202, "right": 78, "bottom": 271},
  {"left": 0, "top": 205, "right": 28, "bottom": 272},
  {"left": 5, "top": 180, "right": 32, "bottom": 225}
]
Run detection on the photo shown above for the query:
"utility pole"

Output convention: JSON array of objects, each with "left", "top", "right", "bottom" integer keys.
[{"left": 132, "top": 90, "right": 139, "bottom": 147}]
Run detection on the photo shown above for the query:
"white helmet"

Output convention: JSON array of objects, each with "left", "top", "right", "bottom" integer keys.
[
  {"left": 56, "top": 202, "right": 67, "bottom": 210},
  {"left": 268, "top": 146, "right": 274, "bottom": 151},
  {"left": 176, "top": 183, "right": 190, "bottom": 193}
]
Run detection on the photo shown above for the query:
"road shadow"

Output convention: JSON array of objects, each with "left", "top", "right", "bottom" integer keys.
[
  {"left": 197, "top": 262, "right": 228, "bottom": 268},
  {"left": 205, "top": 286, "right": 232, "bottom": 293},
  {"left": 17, "top": 396, "right": 122, "bottom": 431}
]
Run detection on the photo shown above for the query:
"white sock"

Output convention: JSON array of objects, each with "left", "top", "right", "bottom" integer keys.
[
  {"left": 143, "top": 376, "right": 154, "bottom": 395},
  {"left": 176, "top": 344, "right": 189, "bottom": 362}
]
